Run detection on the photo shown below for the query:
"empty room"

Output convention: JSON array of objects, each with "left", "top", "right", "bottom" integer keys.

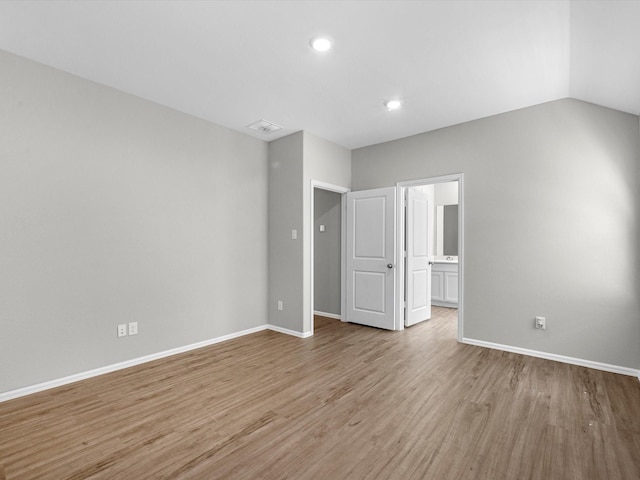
[{"left": 1, "top": 1, "right": 639, "bottom": 479}]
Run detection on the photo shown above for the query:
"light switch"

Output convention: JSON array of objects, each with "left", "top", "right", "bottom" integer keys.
[
  {"left": 291, "top": 229, "right": 297, "bottom": 240},
  {"left": 319, "top": 224, "right": 326, "bottom": 232}
]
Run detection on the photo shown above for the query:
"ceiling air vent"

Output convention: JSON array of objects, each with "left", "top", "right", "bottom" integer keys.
[{"left": 246, "top": 119, "right": 283, "bottom": 135}]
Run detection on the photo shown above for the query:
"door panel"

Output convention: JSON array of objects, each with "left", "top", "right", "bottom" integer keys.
[
  {"left": 445, "top": 272, "right": 459, "bottom": 303},
  {"left": 354, "top": 196, "right": 386, "bottom": 258},
  {"left": 346, "top": 187, "right": 396, "bottom": 330},
  {"left": 406, "top": 188, "right": 432, "bottom": 326},
  {"left": 354, "top": 271, "right": 386, "bottom": 313},
  {"left": 431, "top": 271, "right": 444, "bottom": 302},
  {"left": 411, "top": 270, "right": 428, "bottom": 308}
]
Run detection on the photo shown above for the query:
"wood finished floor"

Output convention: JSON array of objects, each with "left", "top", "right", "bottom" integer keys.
[{"left": 1, "top": 307, "right": 639, "bottom": 480}]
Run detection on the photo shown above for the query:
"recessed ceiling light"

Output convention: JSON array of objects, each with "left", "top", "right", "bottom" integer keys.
[
  {"left": 385, "top": 99, "right": 404, "bottom": 111},
  {"left": 310, "top": 36, "right": 332, "bottom": 52}
]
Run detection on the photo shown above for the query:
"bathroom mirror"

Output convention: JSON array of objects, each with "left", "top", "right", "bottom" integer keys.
[{"left": 436, "top": 205, "right": 458, "bottom": 256}]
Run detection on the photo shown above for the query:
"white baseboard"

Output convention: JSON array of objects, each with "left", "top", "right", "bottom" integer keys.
[
  {"left": 5, "top": 328, "right": 635, "bottom": 404},
  {"left": 462, "top": 337, "right": 640, "bottom": 378},
  {"left": 313, "top": 310, "right": 341, "bottom": 320},
  {"left": 0, "top": 323, "right": 314, "bottom": 403},
  {"left": 267, "top": 324, "right": 313, "bottom": 338}
]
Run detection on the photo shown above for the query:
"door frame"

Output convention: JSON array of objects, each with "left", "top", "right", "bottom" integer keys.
[
  {"left": 310, "top": 180, "right": 350, "bottom": 334},
  {"left": 396, "top": 174, "right": 464, "bottom": 340}
]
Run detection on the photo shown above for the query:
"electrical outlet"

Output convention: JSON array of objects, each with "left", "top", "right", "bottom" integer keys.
[
  {"left": 117, "top": 324, "right": 127, "bottom": 337},
  {"left": 277, "top": 300, "right": 283, "bottom": 311},
  {"left": 291, "top": 229, "right": 297, "bottom": 240},
  {"left": 128, "top": 322, "right": 138, "bottom": 336},
  {"left": 535, "top": 316, "right": 546, "bottom": 330}
]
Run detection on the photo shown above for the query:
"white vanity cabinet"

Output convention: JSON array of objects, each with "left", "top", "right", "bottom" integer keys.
[{"left": 431, "top": 262, "right": 458, "bottom": 307}]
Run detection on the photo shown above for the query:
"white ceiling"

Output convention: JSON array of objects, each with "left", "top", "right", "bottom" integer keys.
[{"left": 0, "top": 1, "right": 638, "bottom": 149}]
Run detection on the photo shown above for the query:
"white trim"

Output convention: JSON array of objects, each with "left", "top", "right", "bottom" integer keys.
[
  {"left": 462, "top": 337, "right": 640, "bottom": 378},
  {"left": 313, "top": 310, "right": 342, "bottom": 320},
  {"left": 268, "top": 324, "right": 313, "bottom": 338},
  {"left": 396, "top": 186, "right": 405, "bottom": 331},
  {"left": 0, "top": 324, "right": 270, "bottom": 403},
  {"left": 310, "top": 180, "right": 350, "bottom": 335},
  {"left": 396, "top": 174, "right": 464, "bottom": 340},
  {"left": 341, "top": 194, "right": 348, "bottom": 322},
  {"left": 311, "top": 180, "right": 350, "bottom": 194}
]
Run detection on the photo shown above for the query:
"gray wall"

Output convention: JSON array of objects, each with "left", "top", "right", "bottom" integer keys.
[
  {"left": 302, "top": 132, "right": 351, "bottom": 331},
  {"left": 0, "top": 50, "right": 269, "bottom": 394},
  {"left": 268, "top": 133, "right": 304, "bottom": 332},
  {"left": 268, "top": 131, "right": 350, "bottom": 334},
  {"left": 353, "top": 99, "right": 640, "bottom": 369},
  {"left": 314, "top": 189, "right": 342, "bottom": 316}
]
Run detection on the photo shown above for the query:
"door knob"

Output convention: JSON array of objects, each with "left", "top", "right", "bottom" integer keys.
[{"left": 387, "top": 263, "right": 393, "bottom": 269}]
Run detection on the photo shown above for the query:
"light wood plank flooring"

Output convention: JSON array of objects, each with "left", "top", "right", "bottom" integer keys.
[{"left": 1, "top": 307, "right": 639, "bottom": 479}]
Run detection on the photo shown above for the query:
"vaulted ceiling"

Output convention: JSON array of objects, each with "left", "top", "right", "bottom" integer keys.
[{"left": 0, "top": 1, "right": 638, "bottom": 149}]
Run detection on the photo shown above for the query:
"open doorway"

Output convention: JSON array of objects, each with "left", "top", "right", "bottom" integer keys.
[
  {"left": 310, "top": 181, "right": 349, "bottom": 334},
  {"left": 321, "top": 175, "right": 462, "bottom": 338},
  {"left": 397, "top": 174, "right": 463, "bottom": 341},
  {"left": 313, "top": 188, "right": 342, "bottom": 319}
]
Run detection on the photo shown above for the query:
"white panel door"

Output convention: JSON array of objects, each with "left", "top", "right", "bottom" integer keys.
[
  {"left": 406, "top": 188, "right": 432, "bottom": 326},
  {"left": 345, "top": 187, "right": 396, "bottom": 330}
]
